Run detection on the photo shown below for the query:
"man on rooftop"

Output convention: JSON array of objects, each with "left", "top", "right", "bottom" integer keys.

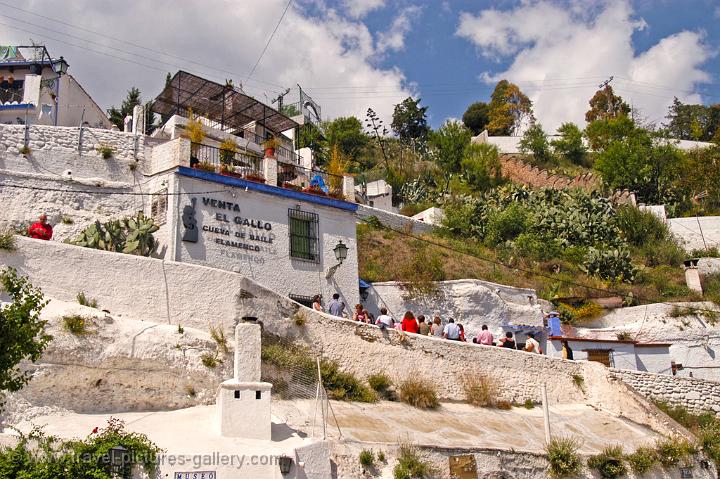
[{"left": 28, "top": 213, "right": 53, "bottom": 240}]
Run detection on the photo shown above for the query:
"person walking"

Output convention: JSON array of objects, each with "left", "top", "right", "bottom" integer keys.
[
  {"left": 474, "top": 324, "right": 494, "bottom": 345},
  {"left": 443, "top": 318, "right": 461, "bottom": 341},
  {"left": 28, "top": 213, "right": 53, "bottom": 240},
  {"left": 417, "top": 315, "right": 430, "bottom": 336},
  {"left": 401, "top": 311, "right": 419, "bottom": 334}
]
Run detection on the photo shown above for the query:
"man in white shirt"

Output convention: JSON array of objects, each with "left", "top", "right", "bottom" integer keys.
[
  {"left": 524, "top": 333, "right": 542, "bottom": 354},
  {"left": 443, "top": 318, "right": 460, "bottom": 340},
  {"left": 375, "top": 307, "right": 394, "bottom": 330}
]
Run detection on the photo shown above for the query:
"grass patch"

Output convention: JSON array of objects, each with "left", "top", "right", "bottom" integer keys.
[
  {"left": 398, "top": 377, "right": 439, "bottom": 409},
  {"left": 62, "top": 314, "right": 90, "bottom": 335},
  {"left": 587, "top": 445, "right": 626, "bottom": 478},
  {"left": 76, "top": 291, "right": 98, "bottom": 309},
  {"left": 626, "top": 446, "right": 658, "bottom": 475},
  {"left": 463, "top": 375, "right": 499, "bottom": 408},
  {"left": 200, "top": 352, "right": 220, "bottom": 368},
  {"left": 572, "top": 374, "right": 584, "bottom": 390},
  {"left": 61, "top": 215, "right": 74, "bottom": 225},
  {"left": 209, "top": 324, "right": 229, "bottom": 355},
  {"left": 293, "top": 311, "right": 306, "bottom": 327},
  {"left": 393, "top": 443, "right": 435, "bottom": 479},
  {"left": 96, "top": 143, "right": 114, "bottom": 159},
  {"left": 359, "top": 449, "right": 375, "bottom": 468},
  {"left": 184, "top": 384, "right": 196, "bottom": 397},
  {"left": 523, "top": 399, "right": 535, "bottom": 409},
  {"left": 0, "top": 231, "right": 16, "bottom": 251},
  {"left": 545, "top": 436, "right": 582, "bottom": 478},
  {"left": 655, "top": 437, "right": 696, "bottom": 467}
]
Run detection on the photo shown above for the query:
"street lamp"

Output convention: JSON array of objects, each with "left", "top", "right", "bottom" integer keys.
[
  {"left": 333, "top": 240, "right": 348, "bottom": 264},
  {"left": 109, "top": 445, "right": 129, "bottom": 476},
  {"left": 52, "top": 56, "right": 69, "bottom": 75},
  {"left": 278, "top": 455, "right": 293, "bottom": 475}
]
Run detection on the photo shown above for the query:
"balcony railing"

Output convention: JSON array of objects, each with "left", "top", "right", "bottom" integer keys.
[
  {"left": 190, "top": 143, "right": 264, "bottom": 182},
  {"left": 277, "top": 163, "right": 345, "bottom": 199}
]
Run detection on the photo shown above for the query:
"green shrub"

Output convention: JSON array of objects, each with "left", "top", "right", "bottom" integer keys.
[
  {"left": 377, "top": 451, "right": 386, "bottom": 462},
  {"left": 398, "top": 377, "right": 439, "bottom": 409},
  {"left": 359, "top": 449, "right": 375, "bottom": 468},
  {"left": 484, "top": 203, "right": 530, "bottom": 246},
  {"left": 0, "top": 231, "right": 16, "bottom": 251},
  {"left": 393, "top": 443, "right": 434, "bottom": 479},
  {"left": 524, "top": 399, "right": 535, "bottom": 409},
  {"left": 320, "top": 361, "right": 377, "bottom": 402},
  {"left": 463, "top": 375, "right": 497, "bottom": 408},
  {"left": 293, "top": 311, "right": 306, "bottom": 326},
  {"left": 587, "top": 445, "right": 626, "bottom": 478},
  {"left": 691, "top": 247, "right": 720, "bottom": 258},
  {"left": 368, "top": 373, "right": 392, "bottom": 392},
  {"left": 545, "top": 436, "right": 582, "bottom": 478},
  {"left": 61, "top": 215, "right": 74, "bottom": 225},
  {"left": 209, "top": 325, "right": 229, "bottom": 354},
  {"left": 626, "top": 446, "right": 658, "bottom": 475},
  {"left": 655, "top": 437, "right": 696, "bottom": 467},
  {"left": 200, "top": 352, "right": 219, "bottom": 368},
  {"left": 68, "top": 212, "right": 159, "bottom": 257},
  {"left": 582, "top": 247, "right": 637, "bottom": 283},
  {"left": 63, "top": 314, "right": 90, "bottom": 335},
  {"left": 19, "top": 145, "right": 31, "bottom": 155},
  {"left": 616, "top": 206, "right": 670, "bottom": 246},
  {"left": 76, "top": 292, "right": 98, "bottom": 309},
  {"left": 398, "top": 248, "right": 445, "bottom": 300},
  {"left": 639, "top": 239, "right": 685, "bottom": 267},
  {"left": 96, "top": 143, "right": 114, "bottom": 159}
]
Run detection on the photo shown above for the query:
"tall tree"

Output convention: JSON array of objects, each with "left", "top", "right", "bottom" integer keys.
[
  {"left": 0, "top": 268, "right": 51, "bottom": 397},
  {"left": 487, "top": 80, "right": 534, "bottom": 136},
  {"left": 518, "top": 123, "right": 552, "bottom": 164},
  {"left": 428, "top": 120, "right": 472, "bottom": 174},
  {"left": 585, "top": 85, "right": 630, "bottom": 123},
  {"left": 462, "top": 101, "right": 490, "bottom": 135},
  {"left": 107, "top": 87, "right": 142, "bottom": 130},
  {"left": 551, "top": 122, "right": 588, "bottom": 165},
  {"left": 391, "top": 97, "right": 430, "bottom": 146},
  {"left": 664, "top": 97, "right": 720, "bottom": 142},
  {"left": 323, "top": 116, "right": 369, "bottom": 168}
]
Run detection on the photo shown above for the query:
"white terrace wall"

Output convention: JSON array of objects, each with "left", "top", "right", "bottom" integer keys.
[
  {"left": 0, "top": 237, "right": 685, "bottom": 436},
  {"left": 0, "top": 124, "right": 152, "bottom": 239},
  {"left": 669, "top": 216, "right": 720, "bottom": 252},
  {"left": 356, "top": 203, "right": 434, "bottom": 234},
  {"left": 612, "top": 369, "right": 720, "bottom": 414}
]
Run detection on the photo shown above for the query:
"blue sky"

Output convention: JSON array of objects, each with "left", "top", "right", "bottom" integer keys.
[{"left": 2, "top": 0, "right": 718, "bottom": 132}]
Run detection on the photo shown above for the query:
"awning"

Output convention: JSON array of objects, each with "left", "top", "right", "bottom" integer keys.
[{"left": 151, "top": 71, "right": 299, "bottom": 134}]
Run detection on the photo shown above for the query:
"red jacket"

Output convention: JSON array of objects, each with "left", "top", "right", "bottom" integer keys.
[
  {"left": 401, "top": 318, "right": 419, "bottom": 334},
  {"left": 28, "top": 222, "right": 53, "bottom": 240}
]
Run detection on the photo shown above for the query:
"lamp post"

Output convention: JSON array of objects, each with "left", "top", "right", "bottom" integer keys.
[
  {"left": 326, "top": 240, "right": 349, "bottom": 279},
  {"left": 278, "top": 455, "right": 293, "bottom": 475},
  {"left": 52, "top": 56, "right": 69, "bottom": 75},
  {"left": 109, "top": 445, "right": 129, "bottom": 477}
]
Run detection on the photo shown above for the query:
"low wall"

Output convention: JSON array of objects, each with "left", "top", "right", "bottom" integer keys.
[
  {"left": 499, "top": 156, "right": 600, "bottom": 192},
  {"left": 669, "top": 216, "right": 720, "bottom": 252},
  {"left": 612, "top": 369, "right": 720, "bottom": 414},
  {"left": 356, "top": 204, "right": 434, "bottom": 234},
  {"left": 0, "top": 237, "right": 685, "bottom": 436}
]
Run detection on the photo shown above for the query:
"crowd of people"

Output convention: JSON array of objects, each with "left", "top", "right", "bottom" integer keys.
[{"left": 312, "top": 295, "right": 544, "bottom": 354}]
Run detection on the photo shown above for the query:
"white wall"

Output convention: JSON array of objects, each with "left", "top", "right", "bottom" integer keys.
[
  {"left": 636, "top": 346, "right": 673, "bottom": 374},
  {"left": 171, "top": 174, "right": 360, "bottom": 309},
  {"left": 669, "top": 216, "right": 720, "bottom": 252},
  {"left": 547, "top": 339, "right": 638, "bottom": 370}
]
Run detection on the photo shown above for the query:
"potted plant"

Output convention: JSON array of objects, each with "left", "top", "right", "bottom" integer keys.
[
  {"left": 219, "top": 138, "right": 238, "bottom": 169},
  {"left": 184, "top": 109, "right": 206, "bottom": 163},
  {"left": 262, "top": 136, "right": 280, "bottom": 158},
  {"left": 244, "top": 172, "right": 266, "bottom": 184},
  {"left": 282, "top": 182, "right": 302, "bottom": 191},
  {"left": 220, "top": 164, "right": 245, "bottom": 179},
  {"left": 196, "top": 161, "right": 216, "bottom": 173},
  {"left": 302, "top": 184, "right": 326, "bottom": 196}
]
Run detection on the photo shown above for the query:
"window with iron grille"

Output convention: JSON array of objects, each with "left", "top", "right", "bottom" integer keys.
[
  {"left": 288, "top": 208, "right": 319, "bottom": 262},
  {"left": 150, "top": 189, "right": 168, "bottom": 225}
]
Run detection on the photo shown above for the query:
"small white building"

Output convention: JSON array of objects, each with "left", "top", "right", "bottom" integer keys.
[
  {"left": 412, "top": 206, "right": 444, "bottom": 225},
  {"left": 0, "top": 45, "right": 110, "bottom": 128},
  {"left": 356, "top": 179, "right": 395, "bottom": 213},
  {"left": 547, "top": 336, "right": 672, "bottom": 374}
]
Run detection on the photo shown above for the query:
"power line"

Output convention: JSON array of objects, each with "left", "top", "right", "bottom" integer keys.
[{"left": 246, "top": 0, "right": 293, "bottom": 83}]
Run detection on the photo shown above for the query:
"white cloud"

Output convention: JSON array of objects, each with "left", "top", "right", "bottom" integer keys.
[
  {"left": 0, "top": 0, "right": 411, "bottom": 124},
  {"left": 376, "top": 6, "right": 422, "bottom": 54},
  {"left": 456, "top": 0, "right": 712, "bottom": 132},
  {"left": 342, "top": 0, "right": 385, "bottom": 19}
]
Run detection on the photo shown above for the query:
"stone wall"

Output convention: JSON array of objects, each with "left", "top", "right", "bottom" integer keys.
[
  {"left": 612, "top": 369, "right": 720, "bottom": 414},
  {"left": 500, "top": 155, "right": 601, "bottom": 191},
  {"left": 356, "top": 203, "right": 434, "bottom": 234}
]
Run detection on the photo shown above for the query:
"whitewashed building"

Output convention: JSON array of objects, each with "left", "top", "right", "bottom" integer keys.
[{"left": 547, "top": 336, "right": 672, "bottom": 374}]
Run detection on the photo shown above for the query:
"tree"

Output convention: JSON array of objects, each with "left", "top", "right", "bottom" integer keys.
[
  {"left": 664, "top": 97, "right": 720, "bottom": 142},
  {"left": 107, "top": 87, "right": 142, "bottom": 130},
  {"left": 585, "top": 85, "right": 630, "bottom": 123},
  {"left": 462, "top": 101, "right": 490, "bottom": 135},
  {"left": 676, "top": 145, "right": 720, "bottom": 213},
  {"left": 0, "top": 268, "right": 51, "bottom": 398},
  {"left": 584, "top": 115, "right": 636, "bottom": 151},
  {"left": 428, "top": 120, "right": 472, "bottom": 174},
  {"left": 551, "top": 122, "right": 588, "bottom": 165},
  {"left": 323, "top": 116, "right": 369, "bottom": 168},
  {"left": 461, "top": 143, "right": 502, "bottom": 191},
  {"left": 518, "top": 123, "right": 552, "bottom": 164},
  {"left": 391, "top": 97, "right": 430, "bottom": 146},
  {"left": 487, "top": 80, "right": 534, "bottom": 136}
]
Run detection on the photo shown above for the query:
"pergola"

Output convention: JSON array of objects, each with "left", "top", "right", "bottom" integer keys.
[{"left": 151, "top": 71, "right": 298, "bottom": 135}]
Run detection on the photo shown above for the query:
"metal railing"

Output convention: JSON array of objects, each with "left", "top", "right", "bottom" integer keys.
[
  {"left": 277, "top": 163, "right": 344, "bottom": 197},
  {"left": 190, "top": 143, "right": 263, "bottom": 179},
  {"left": 276, "top": 144, "right": 299, "bottom": 164}
]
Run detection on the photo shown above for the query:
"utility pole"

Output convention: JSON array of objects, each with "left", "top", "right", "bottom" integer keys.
[
  {"left": 598, "top": 76, "right": 614, "bottom": 118},
  {"left": 271, "top": 88, "right": 291, "bottom": 111}
]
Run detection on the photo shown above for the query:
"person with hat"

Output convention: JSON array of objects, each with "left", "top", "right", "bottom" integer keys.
[{"left": 28, "top": 214, "right": 53, "bottom": 240}]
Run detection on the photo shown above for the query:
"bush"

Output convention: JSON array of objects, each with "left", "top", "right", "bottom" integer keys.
[
  {"left": 545, "top": 436, "right": 582, "bottom": 478},
  {"left": 582, "top": 247, "right": 637, "bottom": 283},
  {"left": 359, "top": 449, "right": 375, "bottom": 468},
  {"left": 76, "top": 292, "right": 98, "bottom": 309},
  {"left": 463, "top": 375, "right": 497, "bottom": 408},
  {"left": 398, "top": 377, "right": 439, "bottom": 409},
  {"left": 626, "top": 446, "right": 658, "bottom": 475},
  {"left": 655, "top": 437, "right": 696, "bottom": 467},
  {"left": 616, "top": 206, "right": 670, "bottom": 247},
  {"left": 0, "top": 231, "right": 15, "bottom": 251},
  {"left": 587, "top": 445, "right": 626, "bottom": 478},
  {"left": 68, "top": 212, "right": 159, "bottom": 257},
  {"left": 200, "top": 352, "right": 219, "bottom": 368},
  {"left": 368, "top": 373, "right": 392, "bottom": 393},
  {"left": 209, "top": 325, "right": 229, "bottom": 355},
  {"left": 63, "top": 314, "right": 90, "bottom": 335},
  {"left": 96, "top": 143, "right": 114, "bottom": 159},
  {"left": 556, "top": 301, "right": 603, "bottom": 324},
  {"left": 484, "top": 203, "right": 530, "bottom": 246},
  {"left": 393, "top": 443, "right": 434, "bottom": 479},
  {"left": 320, "top": 361, "right": 377, "bottom": 402},
  {"left": 524, "top": 399, "right": 535, "bottom": 409}
]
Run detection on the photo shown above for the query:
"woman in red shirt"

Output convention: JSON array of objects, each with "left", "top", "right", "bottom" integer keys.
[{"left": 400, "top": 311, "right": 419, "bottom": 334}]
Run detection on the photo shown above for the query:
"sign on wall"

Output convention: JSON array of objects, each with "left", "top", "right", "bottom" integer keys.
[{"left": 175, "top": 472, "right": 216, "bottom": 479}]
